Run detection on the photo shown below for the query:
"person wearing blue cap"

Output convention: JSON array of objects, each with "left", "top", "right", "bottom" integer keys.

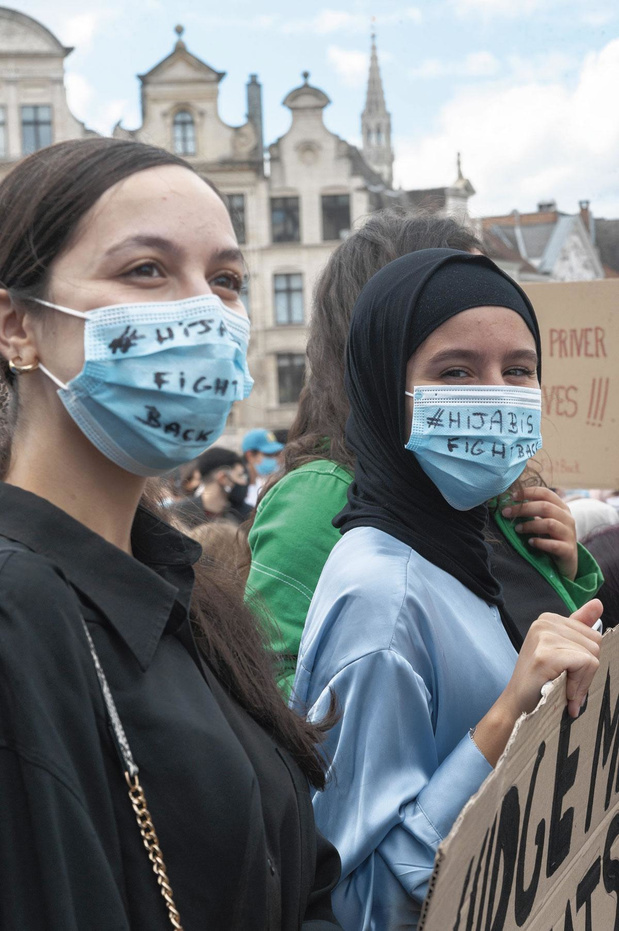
[{"left": 242, "top": 428, "right": 284, "bottom": 508}]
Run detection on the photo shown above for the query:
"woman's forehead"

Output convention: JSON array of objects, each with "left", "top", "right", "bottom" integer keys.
[
  {"left": 420, "top": 305, "right": 536, "bottom": 347},
  {"left": 81, "top": 166, "right": 232, "bottom": 242}
]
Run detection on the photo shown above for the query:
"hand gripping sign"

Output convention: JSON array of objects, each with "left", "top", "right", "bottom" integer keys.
[{"left": 419, "top": 627, "right": 619, "bottom": 931}]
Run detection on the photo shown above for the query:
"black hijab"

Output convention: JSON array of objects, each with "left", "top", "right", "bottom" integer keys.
[{"left": 334, "top": 249, "right": 542, "bottom": 642}]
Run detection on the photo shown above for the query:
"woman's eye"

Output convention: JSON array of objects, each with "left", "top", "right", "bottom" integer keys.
[
  {"left": 441, "top": 368, "right": 470, "bottom": 379},
  {"left": 210, "top": 271, "right": 245, "bottom": 294},
  {"left": 505, "top": 367, "right": 536, "bottom": 377},
  {"left": 125, "top": 262, "right": 163, "bottom": 279}
]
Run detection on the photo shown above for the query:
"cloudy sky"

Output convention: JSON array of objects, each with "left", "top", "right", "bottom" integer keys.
[{"left": 16, "top": 0, "right": 619, "bottom": 219}]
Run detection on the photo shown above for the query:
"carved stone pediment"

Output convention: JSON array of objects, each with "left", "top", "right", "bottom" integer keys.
[
  {"left": 0, "top": 9, "right": 70, "bottom": 56},
  {"left": 232, "top": 123, "right": 257, "bottom": 155},
  {"left": 295, "top": 142, "right": 321, "bottom": 166},
  {"left": 140, "top": 48, "right": 225, "bottom": 86}
]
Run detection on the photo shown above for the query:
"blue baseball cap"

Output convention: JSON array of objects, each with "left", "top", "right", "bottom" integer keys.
[{"left": 241, "top": 429, "right": 284, "bottom": 455}]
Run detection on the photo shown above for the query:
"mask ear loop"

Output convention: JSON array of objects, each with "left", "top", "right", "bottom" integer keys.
[
  {"left": 34, "top": 298, "right": 88, "bottom": 319},
  {"left": 39, "top": 363, "right": 69, "bottom": 391},
  {"left": 33, "top": 299, "right": 86, "bottom": 390}
]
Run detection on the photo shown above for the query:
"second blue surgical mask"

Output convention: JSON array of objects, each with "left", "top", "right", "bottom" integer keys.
[
  {"left": 36, "top": 294, "right": 253, "bottom": 476},
  {"left": 255, "top": 456, "right": 279, "bottom": 477},
  {"left": 405, "top": 384, "right": 542, "bottom": 510}
]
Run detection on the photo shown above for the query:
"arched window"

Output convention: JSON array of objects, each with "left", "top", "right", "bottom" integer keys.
[
  {"left": 173, "top": 110, "right": 196, "bottom": 156},
  {"left": 375, "top": 126, "right": 383, "bottom": 145}
]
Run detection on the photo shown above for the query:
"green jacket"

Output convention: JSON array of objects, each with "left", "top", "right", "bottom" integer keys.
[
  {"left": 492, "top": 507, "right": 602, "bottom": 614},
  {"left": 246, "top": 460, "right": 603, "bottom": 699}
]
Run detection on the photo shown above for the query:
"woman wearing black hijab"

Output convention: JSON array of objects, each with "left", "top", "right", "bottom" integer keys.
[{"left": 292, "top": 250, "right": 602, "bottom": 931}]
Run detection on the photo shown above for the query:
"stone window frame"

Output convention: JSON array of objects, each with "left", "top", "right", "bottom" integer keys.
[
  {"left": 321, "top": 193, "right": 351, "bottom": 242},
  {"left": 273, "top": 272, "right": 304, "bottom": 326},
  {"left": 21, "top": 104, "right": 53, "bottom": 155},
  {"left": 276, "top": 352, "right": 306, "bottom": 405},
  {"left": 270, "top": 196, "right": 301, "bottom": 243},
  {"left": 172, "top": 108, "right": 197, "bottom": 157}
]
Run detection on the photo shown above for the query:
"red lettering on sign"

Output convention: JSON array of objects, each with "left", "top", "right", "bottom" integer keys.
[
  {"left": 557, "top": 459, "right": 582, "bottom": 475},
  {"left": 548, "top": 328, "right": 607, "bottom": 358},
  {"left": 586, "top": 378, "right": 610, "bottom": 427},
  {"left": 542, "top": 385, "right": 579, "bottom": 418}
]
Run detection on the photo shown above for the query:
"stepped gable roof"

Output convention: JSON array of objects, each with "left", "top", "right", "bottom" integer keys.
[{"left": 139, "top": 26, "right": 225, "bottom": 84}]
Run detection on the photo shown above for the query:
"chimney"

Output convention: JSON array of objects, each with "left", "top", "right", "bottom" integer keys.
[
  {"left": 246, "top": 74, "right": 264, "bottom": 171},
  {"left": 537, "top": 199, "right": 557, "bottom": 213},
  {"left": 579, "top": 199, "right": 591, "bottom": 234}
]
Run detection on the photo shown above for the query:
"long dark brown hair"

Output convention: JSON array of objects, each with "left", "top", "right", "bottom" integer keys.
[
  {"left": 281, "top": 208, "right": 482, "bottom": 477},
  {"left": 0, "top": 137, "right": 331, "bottom": 787}
]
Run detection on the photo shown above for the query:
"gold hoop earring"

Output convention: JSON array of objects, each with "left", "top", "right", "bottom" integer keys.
[{"left": 8, "top": 357, "right": 39, "bottom": 375}]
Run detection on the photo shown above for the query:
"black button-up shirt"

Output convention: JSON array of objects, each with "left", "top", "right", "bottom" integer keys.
[{"left": 0, "top": 482, "right": 340, "bottom": 930}]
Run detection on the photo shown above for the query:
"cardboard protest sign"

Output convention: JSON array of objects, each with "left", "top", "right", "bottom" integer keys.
[
  {"left": 522, "top": 279, "right": 619, "bottom": 489},
  {"left": 419, "top": 627, "right": 619, "bottom": 931}
]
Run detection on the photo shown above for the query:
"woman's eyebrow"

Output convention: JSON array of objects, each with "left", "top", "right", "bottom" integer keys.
[
  {"left": 103, "top": 235, "right": 183, "bottom": 258},
  {"left": 101, "top": 240, "right": 245, "bottom": 269},
  {"left": 428, "top": 348, "right": 538, "bottom": 366},
  {"left": 503, "top": 349, "right": 539, "bottom": 366},
  {"left": 211, "top": 247, "right": 245, "bottom": 267},
  {"left": 427, "top": 348, "right": 482, "bottom": 365}
]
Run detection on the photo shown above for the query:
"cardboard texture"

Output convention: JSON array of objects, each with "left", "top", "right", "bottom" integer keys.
[
  {"left": 521, "top": 279, "right": 619, "bottom": 489},
  {"left": 419, "top": 627, "right": 619, "bottom": 931}
]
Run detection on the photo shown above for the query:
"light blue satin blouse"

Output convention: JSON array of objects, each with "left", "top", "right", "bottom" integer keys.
[{"left": 292, "top": 525, "right": 519, "bottom": 931}]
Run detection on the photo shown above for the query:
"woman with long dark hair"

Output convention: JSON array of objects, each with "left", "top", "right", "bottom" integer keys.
[
  {"left": 293, "top": 249, "right": 603, "bottom": 930},
  {"left": 245, "top": 210, "right": 601, "bottom": 696},
  {"left": 0, "top": 138, "right": 340, "bottom": 929}
]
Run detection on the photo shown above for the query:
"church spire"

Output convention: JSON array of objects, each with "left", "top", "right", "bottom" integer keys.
[{"left": 361, "top": 32, "right": 393, "bottom": 187}]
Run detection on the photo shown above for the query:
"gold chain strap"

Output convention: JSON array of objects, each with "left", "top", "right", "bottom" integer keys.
[{"left": 125, "top": 772, "right": 184, "bottom": 930}]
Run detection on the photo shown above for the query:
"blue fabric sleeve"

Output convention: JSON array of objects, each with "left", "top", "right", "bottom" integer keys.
[{"left": 307, "top": 649, "right": 492, "bottom": 928}]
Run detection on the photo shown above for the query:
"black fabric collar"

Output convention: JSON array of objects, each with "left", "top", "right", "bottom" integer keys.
[
  {"left": 335, "top": 248, "right": 540, "bottom": 615},
  {"left": 0, "top": 482, "right": 202, "bottom": 671}
]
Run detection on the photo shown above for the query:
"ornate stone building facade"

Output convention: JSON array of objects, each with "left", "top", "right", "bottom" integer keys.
[
  {"left": 17, "top": 11, "right": 610, "bottom": 439},
  {"left": 0, "top": 7, "right": 92, "bottom": 177},
  {"left": 112, "top": 27, "right": 407, "bottom": 436}
]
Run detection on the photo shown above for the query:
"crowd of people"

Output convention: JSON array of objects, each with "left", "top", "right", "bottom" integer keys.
[{"left": 0, "top": 137, "right": 614, "bottom": 930}]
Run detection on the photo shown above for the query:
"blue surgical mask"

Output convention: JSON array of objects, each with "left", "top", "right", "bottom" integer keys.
[
  {"left": 255, "top": 456, "right": 279, "bottom": 477},
  {"left": 36, "top": 294, "right": 253, "bottom": 477},
  {"left": 404, "top": 384, "right": 542, "bottom": 510}
]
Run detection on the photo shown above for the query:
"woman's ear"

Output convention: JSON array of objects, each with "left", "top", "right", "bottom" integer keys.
[{"left": 0, "top": 290, "right": 39, "bottom": 368}]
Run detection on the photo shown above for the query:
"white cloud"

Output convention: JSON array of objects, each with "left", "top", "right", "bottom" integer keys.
[
  {"left": 61, "top": 11, "right": 117, "bottom": 49},
  {"left": 193, "top": 12, "right": 279, "bottom": 30},
  {"left": 99, "top": 99, "right": 140, "bottom": 135},
  {"left": 453, "top": 0, "right": 553, "bottom": 17},
  {"left": 409, "top": 58, "right": 445, "bottom": 79},
  {"left": 581, "top": 9, "right": 616, "bottom": 26},
  {"left": 327, "top": 46, "right": 368, "bottom": 87},
  {"left": 506, "top": 51, "right": 576, "bottom": 82},
  {"left": 409, "top": 50, "right": 575, "bottom": 83},
  {"left": 463, "top": 51, "right": 501, "bottom": 76},
  {"left": 192, "top": 7, "right": 421, "bottom": 36},
  {"left": 410, "top": 51, "right": 500, "bottom": 79},
  {"left": 283, "top": 7, "right": 422, "bottom": 35},
  {"left": 453, "top": 0, "right": 616, "bottom": 24},
  {"left": 394, "top": 37, "right": 619, "bottom": 218},
  {"left": 64, "top": 72, "right": 94, "bottom": 118}
]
